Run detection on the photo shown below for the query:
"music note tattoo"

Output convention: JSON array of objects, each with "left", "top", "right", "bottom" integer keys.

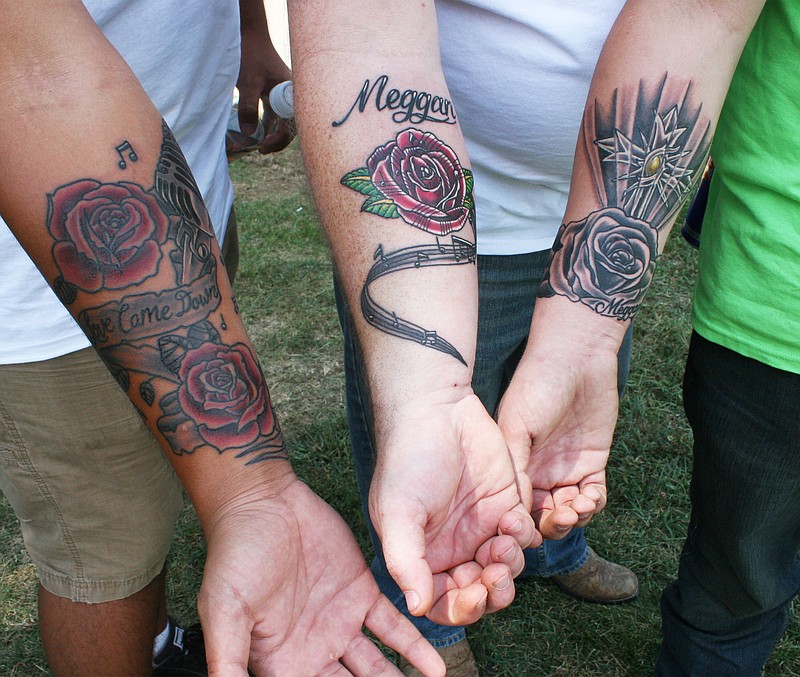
[{"left": 115, "top": 141, "right": 139, "bottom": 169}]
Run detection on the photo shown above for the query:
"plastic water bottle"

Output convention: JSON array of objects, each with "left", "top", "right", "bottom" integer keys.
[
  {"left": 226, "top": 105, "right": 265, "bottom": 157},
  {"left": 226, "top": 81, "right": 295, "bottom": 158}
]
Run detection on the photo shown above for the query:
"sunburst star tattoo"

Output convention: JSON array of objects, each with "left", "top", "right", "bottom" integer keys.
[{"left": 596, "top": 105, "right": 696, "bottom": 222}]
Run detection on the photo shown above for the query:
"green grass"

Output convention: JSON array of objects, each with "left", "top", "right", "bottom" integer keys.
[{"left": 2, "top": 143, "right": 799, "bottom": 675}]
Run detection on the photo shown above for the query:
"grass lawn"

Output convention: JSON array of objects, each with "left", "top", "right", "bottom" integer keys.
[{"left": 2, "top": 141, "right": 799, "bottom": 675}]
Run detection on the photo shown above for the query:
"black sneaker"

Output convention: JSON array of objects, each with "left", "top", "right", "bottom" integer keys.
[{"left": 152, "top": 617, "right": 207, "bottom": 676}]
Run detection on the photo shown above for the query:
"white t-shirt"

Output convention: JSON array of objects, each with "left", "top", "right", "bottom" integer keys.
[
  {"left": 0, "top": 0, "right": 239, "bottom": 364},
  {"left": 436, "top": 0, "right": 625, "bottom": 254}
]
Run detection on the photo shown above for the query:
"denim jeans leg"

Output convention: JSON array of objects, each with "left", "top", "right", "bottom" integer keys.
[
  {"left": 332, "top": 273, "right": 466, "bottom": 647},
  {"left": 656, "top": 333, "right": 800, "bottom": 676},
  {"left": 475, "top": 252, "right": 634, "bottom": 576}
]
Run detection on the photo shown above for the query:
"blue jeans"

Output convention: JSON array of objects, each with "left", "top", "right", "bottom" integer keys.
[
  {"left": 655, "top": 332, "right": 800, "bottom": 676},
  {"left": 334, "top": 250, "right": 633, "bottom": 646}
]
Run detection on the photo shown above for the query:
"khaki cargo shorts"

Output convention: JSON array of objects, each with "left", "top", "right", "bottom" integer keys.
[{"left": 0, "top": 348, "right": 183, "bottom": 603}]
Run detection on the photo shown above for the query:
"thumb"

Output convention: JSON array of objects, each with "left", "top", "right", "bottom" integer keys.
[
  {"left": 198, "top": 584, "right": 252, "bottom": 677},
  {"left": 496, "top": 399, "right": 534, "bottom": 477},
  {"left": 377, "top": 509, "right": 435, "bottom": 617}
]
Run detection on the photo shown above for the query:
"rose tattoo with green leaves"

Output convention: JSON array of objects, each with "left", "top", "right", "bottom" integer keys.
[
  {"left": 341, "top": 128, "right": 476, "bottom": 364},
  {"left": 342, "top": 128, "right": 474, "bottom": 236}
]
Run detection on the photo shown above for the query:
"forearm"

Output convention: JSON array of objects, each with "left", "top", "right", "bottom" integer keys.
[
  {"left": 236, "top": 0, "right": 293, "bottom": 152},
  {"left": 0, "top": 3, "right": 293, "bottom": 526},
  {"left": 237, "top": 0, "right": 292, "bottom": 94},
  {"left": 289, "top": 1, "right": 478, "bottom": 435},
  {"left": 530, "top": 0, "right": 765, "bottom": 354}
]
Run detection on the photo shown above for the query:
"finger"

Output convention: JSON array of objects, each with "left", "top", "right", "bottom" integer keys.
[
  {"left": 537, "top": 505, "right": 580, "bottom": 540},
  {"left": 339, "top": 632, "right": 402, "bottom": 677},
  {"left": 259, "top": 122, "right": 294, "bottom": 155},
  {"left": 235, "top": 94, "right": 262, "bottom": 138},
  {"left": 515, "top": 467, "right": 534, "bottom": 512},
  {"left": 498, "top": 505, "right": 537, "bottom": 549},
  {"left": 473, "top": 535, "right": 519, "bottom": 576},
  {"left": 198, "top": 596, "right": 252, "bottom": 677},
  {"left": 364, "top": 596, "right": 446, "bottom": 677},
  {"left": 569, "top": 495, "right": 600, "bottom": 528},
  {"left": 430, "top": 561, "right": 514, "bottom": 617},
  {"left": 481, "top": 562, "right": 516, "bottom": 614},
  {"left": 446, "top": 561, "right": 484, "bottom": 588},
  {"left": 426, "top": 577, "right": 488, "bottom": 626},
  {"left": 379, "top": 517, "right": 434, "bottom": 617},
  {"left": 489, "top": 534, "right": 525, "bottom": 578},
  {"left": 550, "top": 484, "right": 603, "bottom": 529},
  {"left": 578, "top": 481, "right": 608, "bottom": 513}
]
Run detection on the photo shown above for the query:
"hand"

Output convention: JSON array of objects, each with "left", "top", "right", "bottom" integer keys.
[
  {"left": 236, "top": 0, "right": 295, "bottom": 154},
  {"left": 496, "top": 344, "right": 618, "bottom": 540},
  {"left": 198, "top": 478, "right": 445, "bottom": 677},
  {"left": 370, "top": 390, "right": 539, "bottom": 626}
]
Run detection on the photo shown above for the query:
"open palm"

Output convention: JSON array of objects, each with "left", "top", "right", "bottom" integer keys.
[{"left": 198, "top": 480, "right": 445, "bottom": 677}]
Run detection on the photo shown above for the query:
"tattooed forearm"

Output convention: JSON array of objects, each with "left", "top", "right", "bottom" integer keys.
[
  {"left": 46, "top": 122, "right": 286, "bottom": 465},
  {"left": 341, "top": 127, "right": 475, "bottom": 363},
  {"left": 538, "top": 75, "right": 711, "bottom": 321},
  {"left": 333, "top": 75, "right": 457, "bottom": 127},
  {"left": 362, "top": 237, "right": 475, "bottom": 365}
]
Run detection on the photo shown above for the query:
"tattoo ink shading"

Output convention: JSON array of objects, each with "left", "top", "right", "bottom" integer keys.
[
  {"left": 538, "top": 75, "right": 711, "bottom": 321},
  {"left": 155, "top": 120, "right": 216, "bottom": 286},
  {"left": 341, "top": 128, "right": 475, "bottom": 364},
  {"left": 44, "top": 123, "right": 286, "bottom": 465}
]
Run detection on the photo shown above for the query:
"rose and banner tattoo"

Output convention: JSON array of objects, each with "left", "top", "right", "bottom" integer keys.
[
  {"left": 341, "top": 128, "right": 475, "bottom": 365},
  {"left": 47, "top": 120, "right": 286, "bottom": 465},
  {"left": 538, "top": 75, "right": 711, "bottom": 320}
]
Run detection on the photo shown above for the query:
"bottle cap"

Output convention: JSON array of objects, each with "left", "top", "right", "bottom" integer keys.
[{"left": 269, "top": 81, "right": 295, "bottom": 119}]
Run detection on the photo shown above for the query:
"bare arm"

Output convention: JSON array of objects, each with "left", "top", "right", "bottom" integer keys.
[
  {"left": 288, "top": 0, "right": 537, "bottom": 624},
  {"left": 0, "top": 0, "right": 287, "bottom": 524},
  {"left": 497, "top": 0, "right": 766, "bottom": 538},
  {"left": 0, "top": 4, "right": 443, "bottom": 675}
]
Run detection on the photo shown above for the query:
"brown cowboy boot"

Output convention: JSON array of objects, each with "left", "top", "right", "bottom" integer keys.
[{"left": 550, "top": 548, "right": 639, "bottom": 603}]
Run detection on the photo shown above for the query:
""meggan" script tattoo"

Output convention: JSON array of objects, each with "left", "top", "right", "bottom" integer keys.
[{"left": 332, "top": 75, "right": 457, "bottom": 127}]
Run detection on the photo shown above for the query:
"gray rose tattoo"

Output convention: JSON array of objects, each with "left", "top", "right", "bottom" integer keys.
[
  {"left": 538, "top": 207, "right": 658, "bottom": 321},
  {"left": 538, "top": 76, "right": 710, "bottom": 321}
]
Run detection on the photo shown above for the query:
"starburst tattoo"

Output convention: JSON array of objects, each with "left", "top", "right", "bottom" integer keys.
[
  {"left": 596, "top": 105, "right": 695, "bottom": 221},
  {"left": 538, "top": 76, "right": 711, "bottom": 321}
]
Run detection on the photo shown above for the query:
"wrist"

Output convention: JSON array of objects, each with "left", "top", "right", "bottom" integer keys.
[
  {"left": 369, "top": 350, "right": 473, "bottom": 420},
  {"left": 188, "top": 457, "right": 298, "bottom": 535},
  {"left": 371, "top": 380, "right": 481, "bottom": 462},
  {"left": 528, "top": 295, "right": 628, "bottom": 360}
]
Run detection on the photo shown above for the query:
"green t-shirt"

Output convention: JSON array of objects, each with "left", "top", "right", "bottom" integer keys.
[{"left": 692, "top": 0, "right": 800, "bottom": 374}]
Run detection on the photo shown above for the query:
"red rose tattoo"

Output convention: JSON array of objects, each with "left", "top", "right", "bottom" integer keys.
[
  {"left": 47, "top": 179, "right": 170, "bottom": 292},
  {"left": 539, "top": 207, "right": 658, "bottom": 321},
  {"left": 342, "top": 128, "right": 473, "bottom": 236},
  {"left": 176, "top": 342, "right": 275, "bottom": 451},
  {"left": 339, "top": 128, "right": 476, "bottom": 364}
]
